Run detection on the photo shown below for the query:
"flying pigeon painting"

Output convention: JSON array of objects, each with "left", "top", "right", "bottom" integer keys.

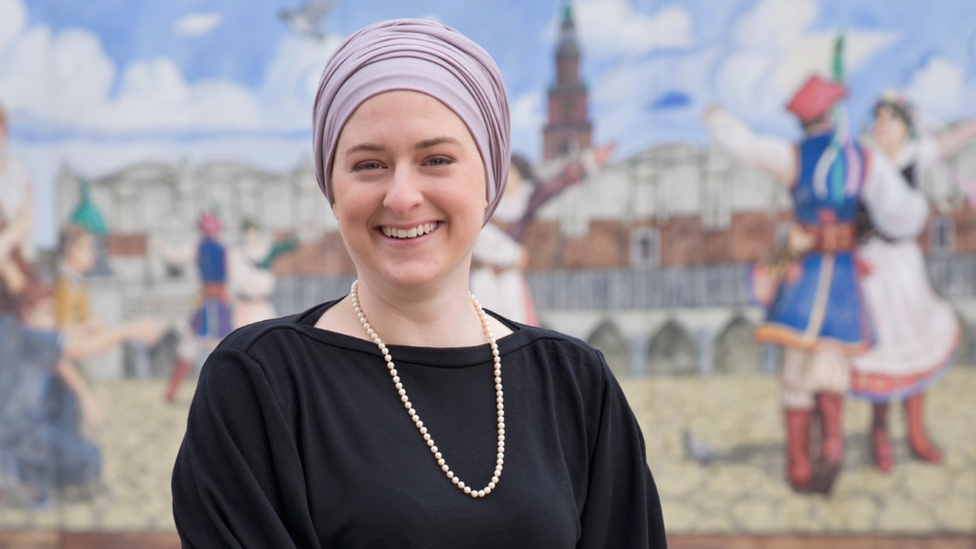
[{"left": 279, "top": 0, "right": 337, "bottom": 40}]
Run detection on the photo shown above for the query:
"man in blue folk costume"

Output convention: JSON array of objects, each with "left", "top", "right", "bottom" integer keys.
[
  {"left": 162, "top": 211, "right": 233, "bottom": 403},
  {"left": 705, "top": 74, "right": 928, "bottom": 494}
]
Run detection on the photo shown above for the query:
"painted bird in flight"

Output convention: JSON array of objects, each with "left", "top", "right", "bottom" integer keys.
[{"left": 279, "top": 0, "right": 336, "bottom": 40}]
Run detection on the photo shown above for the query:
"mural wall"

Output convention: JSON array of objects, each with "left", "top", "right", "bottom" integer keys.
[{"left": 1, "top": 0, "right": 975, "bottom": 539}]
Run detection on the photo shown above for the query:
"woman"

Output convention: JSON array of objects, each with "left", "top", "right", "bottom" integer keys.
[
  {"left": 172, "top": 19, "right": 666, "bottom": 548},
  {"left": 851, "top": 93, "right": 976, "bottom": 472}
]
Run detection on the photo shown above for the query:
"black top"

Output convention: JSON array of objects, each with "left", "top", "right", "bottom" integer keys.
[{"left": 172, "top": 300, "right": 667, "bottom": 548}]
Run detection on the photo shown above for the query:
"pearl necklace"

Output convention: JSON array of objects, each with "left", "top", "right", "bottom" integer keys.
[{"left": 350, "top": 280, "right": 505, "bottom": 498}]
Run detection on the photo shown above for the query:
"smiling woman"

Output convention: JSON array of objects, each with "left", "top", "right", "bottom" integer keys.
[
  {"left": 171, "top": 18, "right": 667, "bottom": 549},
  {"left": 329, "top": 90, "right": 488, "bottom": 295}
]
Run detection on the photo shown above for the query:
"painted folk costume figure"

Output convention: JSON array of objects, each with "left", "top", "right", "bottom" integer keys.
[
  {"left": 227, "top": 218, "right": 300, "bottom": 329},
  {"left": 471, "top": 148, "right": 610, "bottom": 325},
  {"left": 705, "top": 75, "right": 928, "bottom": 494},
  {"left": 0, "top": 104, "right": 32, "bottom": 316},
  {"left": 162, "top": 211, "right": 233, "bottom": 402},
  {"left": 851, "top": 93, "right": 976, "bottom": 472}
]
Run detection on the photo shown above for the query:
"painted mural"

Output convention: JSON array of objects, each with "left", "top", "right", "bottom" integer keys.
[{"left": 1, "top": 0, "right": 975, "bottom": 540}]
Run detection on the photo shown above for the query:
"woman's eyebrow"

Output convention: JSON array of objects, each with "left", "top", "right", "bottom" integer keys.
[
  {"left": 344, "top": 142, "right": 385, "bottom": 157},
  {"left": 415, "top": 136, "right": 461, "bottom": 150}
]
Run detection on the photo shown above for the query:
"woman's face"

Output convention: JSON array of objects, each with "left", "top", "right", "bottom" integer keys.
[
  {"left": 330, "top": 90, "right": 488, "bottom": 291},
  {"left": 66, "top": 232, "right": 97, "bottom": 274},
  {"left": 873, "top": 105, "right": 910, "bottom": 153}
]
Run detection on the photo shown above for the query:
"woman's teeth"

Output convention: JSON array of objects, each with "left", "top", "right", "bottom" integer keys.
[{"left": 381, "top": 222, "right": 437, "bottom": 239}]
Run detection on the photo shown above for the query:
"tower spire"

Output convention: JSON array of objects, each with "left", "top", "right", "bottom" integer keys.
[{"left": 543, "top": 4, "right": 592, "bottom": 161}]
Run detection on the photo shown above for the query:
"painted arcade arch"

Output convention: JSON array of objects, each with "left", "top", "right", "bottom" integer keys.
[
  {"left": 714, "top": 316, "right": 763, "bottom": 374},
  {"left": 586, "top": 320, "right": 629, "bottom": 379},
  {"left": 646, "top": 319, "right": 696, "bottom": 375}
]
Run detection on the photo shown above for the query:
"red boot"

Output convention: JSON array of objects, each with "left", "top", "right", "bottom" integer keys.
[
  {"left": 812, "top": 393, "right": 844, "bottom": 495},
  {"left": 784, "top": 408, "right": 813, "bottom": 492},
  {"left": 165, "top": 357, "right": 193, "bottom": 403},
  {"left": 905, "top": 392, "right": 942, "bottom": 463},
  {"left": 871, "top": 402, "right": 894, "bottom": 473}
]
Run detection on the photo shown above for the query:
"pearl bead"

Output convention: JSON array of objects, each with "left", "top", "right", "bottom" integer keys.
[{"left": 351, "top": 280, "right": 503, "bottom": 499}]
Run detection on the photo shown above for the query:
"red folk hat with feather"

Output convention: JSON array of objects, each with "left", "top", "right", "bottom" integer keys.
[{"left": 786, "top": 74, "right": 847, "bottom": 124}]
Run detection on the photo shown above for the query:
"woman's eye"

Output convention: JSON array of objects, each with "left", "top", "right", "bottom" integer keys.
[
  {"left": 353, "top": 161, "right": 382, "bottom": 172},
  {"left": 426, "top": 156, "right": 453, "bottom": 167}
]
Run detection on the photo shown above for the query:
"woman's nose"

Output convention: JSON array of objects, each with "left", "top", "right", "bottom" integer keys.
[{"left": 383, "top": 167, "right": 424, "bottom": 214}]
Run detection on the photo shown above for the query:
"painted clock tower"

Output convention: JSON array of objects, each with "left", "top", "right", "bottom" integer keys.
[{"left": 543, "top": 5, "right": 592, "bottom": 161}]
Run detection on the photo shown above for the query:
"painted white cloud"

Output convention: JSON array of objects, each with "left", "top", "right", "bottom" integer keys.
[
  {"left": 258, "top": 33, "right": 341, "bottom": 129},
  {"left": 0, "top": 27, "right": 117, "bottom": 125},
  {"left": 175, "top": 12, "right": 224, "bottom": 37},
  {"left": 714, "top": 0, "right": 816, "bottom": 122},
  {"left": 0, "top": 2, "right": 346, "bottom": 248},
  {"left": 773, "top": 32, "right": 900, "bottom": 95},
  {"left": 731, "top": 0, "right": 816, "bottom": 51},
  {"left": 714, "top": 0, "right": 898, "bottom": 124},
  {"left": 0, "top": 0, "right": 27, "bottom": 55},
  {"left": 510, "top": 91, "right": 543, "bottom": 157},
  {"left": 572, "top": 0, "right": 693, "bottom": 58},
  {"left": 0, "top": 11, "right": 343, "bottom": 133},
  {"left": 905, "top": 57, "right": 964, "bottom": 124}
]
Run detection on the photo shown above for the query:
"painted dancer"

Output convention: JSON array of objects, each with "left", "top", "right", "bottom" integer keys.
[
  {"left": 471, "top": 147, "right": 611, "bottom": 325},
  {"left": 851, "top": 92, "right": 976, "bottom": 472},
  {"left": 705, "top": 74, "right": 928, "bottom": 494},
  {"left": 159, "top": 211, "right": 233, "bottom": 403},
  {"left": 227, "top": 218, "right": 301, "bottom": 329}
]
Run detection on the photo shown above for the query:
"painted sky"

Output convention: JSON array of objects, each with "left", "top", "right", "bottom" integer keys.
[{"left": 2, "top": 0, "right": 976, "bottom": 246}]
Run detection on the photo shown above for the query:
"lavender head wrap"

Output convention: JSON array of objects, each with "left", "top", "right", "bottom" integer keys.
[{"left": 313, "top": 19, "right": 511, "bottom": 223}]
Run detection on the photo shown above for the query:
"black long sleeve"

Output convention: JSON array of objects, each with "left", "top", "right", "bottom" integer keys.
[{"left": 172, "top": 301, "right": 667, "bottom": 548}]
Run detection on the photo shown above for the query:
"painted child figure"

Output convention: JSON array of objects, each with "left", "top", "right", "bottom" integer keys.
[{"left": 705, "top": 75, "right": 928, "bottom": 494}]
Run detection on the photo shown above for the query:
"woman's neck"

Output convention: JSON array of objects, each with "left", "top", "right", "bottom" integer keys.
[{"left": 321, "top": 273, "right": 511, "bottom": 347}]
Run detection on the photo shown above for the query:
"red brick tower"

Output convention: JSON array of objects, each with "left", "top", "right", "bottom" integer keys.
[{"left": 543, "top": 4, "right": 592, "bottom": 161}]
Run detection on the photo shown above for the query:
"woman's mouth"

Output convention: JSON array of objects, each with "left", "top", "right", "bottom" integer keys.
[{"left": 380, "top": 222, "right": 438, "bottom": 239}]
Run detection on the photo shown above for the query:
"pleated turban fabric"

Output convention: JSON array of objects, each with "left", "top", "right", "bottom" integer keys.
[{"left": 312, "top": 19, "right": 511, "bottom": 223}]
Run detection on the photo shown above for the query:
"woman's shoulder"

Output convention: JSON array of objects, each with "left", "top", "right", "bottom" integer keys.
[
  {"left": 505, "top": 321, "right": 608, "bottom": 371},
  {"left": 215, "top": 302, "right": 333, "bottom": 355}
]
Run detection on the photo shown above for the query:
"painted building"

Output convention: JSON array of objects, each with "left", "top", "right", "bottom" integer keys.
[{"left": 55, "top": 138, "right": 976, "bottom": 379}]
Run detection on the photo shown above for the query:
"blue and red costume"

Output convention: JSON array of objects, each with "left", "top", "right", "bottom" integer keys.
[{"left": 755, "top": 131, "right": 874, "bottom": 354}]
